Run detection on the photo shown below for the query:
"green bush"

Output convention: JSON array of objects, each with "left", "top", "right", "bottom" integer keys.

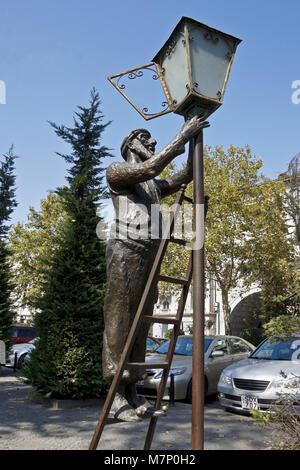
[
  {"left": 164, "top": 328, "right": 185, "bottom": 340},
  {"left": 263, "top": 315, "right": 300, "bottom": 337},
  {"left": 239, "top": 327, "right": 267, "bottom": 347},
  {"left": 24, "top": 312, "right": 106, "bottom": 399}
]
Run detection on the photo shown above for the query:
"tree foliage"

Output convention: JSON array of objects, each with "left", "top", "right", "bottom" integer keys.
[
  {"left": 9, "top": 193, "right": 66, "bottom": 310},
  {"left": 160, "top": 145, "right": 295, "bottom": 334},
  {"left": 280, "top": 153, "right": 300, "bottom": 249},
  {"left": 0, "top": 146, "right": 17, "bottom": 350},
  {"left": 263, "top": 315, "right": 300, "bottom": 337}
]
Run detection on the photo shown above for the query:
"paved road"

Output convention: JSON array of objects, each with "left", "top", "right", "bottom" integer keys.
[{"left": 0, "top": 367, "right": 272, "bottom": 451}]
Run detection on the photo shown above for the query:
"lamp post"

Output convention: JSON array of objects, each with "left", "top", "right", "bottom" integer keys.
[{"left": 108, "top": 16, "right": 241, "bottom": 450}]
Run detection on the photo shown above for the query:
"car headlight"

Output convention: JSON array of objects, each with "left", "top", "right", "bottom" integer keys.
[
  {"left": 219, "top": 372, "right": 232, "bottom": 386},
  {"left": 155, "top": 367, "right": 186, "bottom": 380},
  {"left": 8, "top": 351, "right": 17, "bottom": 361}
]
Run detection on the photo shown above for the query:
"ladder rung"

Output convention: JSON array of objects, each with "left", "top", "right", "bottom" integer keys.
[
  {"left": 105, "top": 408, "right": 167, "bottom": 423},
  {"left": 126, "top": 362, "right": 168, "bottom": 370},
  {"left": 143, "top": 316, "right": 180, "bottom": 325},
  {"left": 158, "top": 275, "right": 188, "bottom": 286},
  {"left": 170, "top": 237, "right": 191, "bottom": 247},
  {"left": 142, "top": 407, "right": 167, "bottom": 417},
  {"left": 183, "top": 195, "right": 193, "bottom": 204}
]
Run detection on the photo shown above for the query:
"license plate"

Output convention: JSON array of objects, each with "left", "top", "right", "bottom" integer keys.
[
  {"left": 241, "top": 395, "right": 258, "bottom": 410},
  {"left": 136, "top": 380, "right": 144, "bottom": 386}
]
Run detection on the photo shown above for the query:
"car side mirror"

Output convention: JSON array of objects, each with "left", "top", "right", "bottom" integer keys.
[{"left": 211, "top": 350, "right": 224, "bottom": 358}]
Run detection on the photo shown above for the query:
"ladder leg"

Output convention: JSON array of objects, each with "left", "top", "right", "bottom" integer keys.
[
  {"left": 144, "top": 256, "right": 193, "bottom": 450},
  {"left": 89, "top": 362, "right": 125, "bottom": 450}
]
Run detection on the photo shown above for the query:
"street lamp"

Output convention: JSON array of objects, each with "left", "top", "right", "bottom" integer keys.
[
  {"left": 108, "top": 16, "right": 241, "bottom": 450},
  {"left": 153, "top": 17, "right": 241, "bottom": 119},
  {"left": 108, "top": 16, "right": 241, "bottom": 120}
]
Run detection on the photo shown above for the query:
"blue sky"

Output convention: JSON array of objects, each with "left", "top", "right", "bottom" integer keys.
[{"left": 0, "top": 0, "right": 299, "bottom": 225}]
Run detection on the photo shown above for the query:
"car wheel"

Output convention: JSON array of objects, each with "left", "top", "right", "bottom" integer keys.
[
  {"left": 186, "top": 378, "right": 208, "bottom": 404},
  {"left": 18, "top": 354, "right": 27, "bottom": 369}
]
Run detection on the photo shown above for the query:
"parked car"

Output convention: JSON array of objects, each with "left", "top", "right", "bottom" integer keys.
[
  {"left": 146, "top": 335, "right": 163, "bottom": 353},
  {"left": 10, "top": 326, "right": 36, "bottom": 344},
  {"left": 156, "top": 337, "right": 168, "bottom": 344},
  {"left": 0, "top": 340, "right": 5, "bottom": 366},
  {"left": 6, "top": 338, "right": 38, "bottom": 369},
  {"left": 218, "top": 334, "right": 300, "bottom": 414},
  {"left": 6, "top": 335, "right": 161, "bottom": 369},
  {"left": 137, "top": 335, "right": 255, "bottom": 402}
]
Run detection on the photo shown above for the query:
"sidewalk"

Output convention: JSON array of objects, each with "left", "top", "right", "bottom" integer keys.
[{"left": 0, "top": 367, "right": 272, "bottom": 450}]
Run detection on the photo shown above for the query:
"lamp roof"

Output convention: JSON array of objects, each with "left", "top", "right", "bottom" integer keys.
[{"left": 152, "top": 16, "right": 242, "bottom": 64}]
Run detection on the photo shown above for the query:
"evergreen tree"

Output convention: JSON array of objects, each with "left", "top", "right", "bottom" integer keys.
[
  {"left": 0, "top": 146, "right": 17, "bottom": 350},
  {"left": 24, "top": 90, "right": 112, "bottom": 398}
]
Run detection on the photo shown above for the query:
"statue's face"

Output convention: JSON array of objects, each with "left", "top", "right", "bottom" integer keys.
[{"left": 130, "top": 131, "right": 157, "bottom": 161}]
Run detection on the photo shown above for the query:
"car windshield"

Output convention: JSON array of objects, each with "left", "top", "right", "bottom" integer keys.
[
  {"left": 154, "top": 337, "right": 213, "bottom": 356},
  {"left": 10, "top": 327, "right": 35, "bottom": 338},
  {"left": 146, "top": 337, "right": 160, "bottom": 352},
  {"left": 250, "top": 335, "right": 300, "bottom": 361}
]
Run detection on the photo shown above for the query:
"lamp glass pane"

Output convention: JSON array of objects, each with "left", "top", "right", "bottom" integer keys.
[
  {"left": 160, "top": 31, "right": 190, "bottom": 106},
  {"left": 188, "top": 23, "right": 235, "bottom": 101}
]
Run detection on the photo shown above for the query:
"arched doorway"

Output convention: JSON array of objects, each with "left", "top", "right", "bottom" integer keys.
[{"left": 230, "top": 292, "right": 262, "bottom": 336}]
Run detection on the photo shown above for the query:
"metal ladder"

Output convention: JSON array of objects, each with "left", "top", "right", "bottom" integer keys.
[{"left": 89, "top": 184, "right": 195, "bottom": 451}]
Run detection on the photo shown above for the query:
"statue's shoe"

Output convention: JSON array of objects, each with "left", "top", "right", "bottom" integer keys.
[
  {"left": 125, "top": 384, "right": 153, "bottom": 418},
  {"left": 111, "top": 392, "right": 142, "bottom": 422}
]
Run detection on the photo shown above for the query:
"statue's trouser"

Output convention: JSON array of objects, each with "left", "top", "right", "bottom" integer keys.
[{"left": 102, "top": 239, "right": 159, "bottom": 386}]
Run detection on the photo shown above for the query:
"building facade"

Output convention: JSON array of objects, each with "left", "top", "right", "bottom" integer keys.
[{"left": 151, "top": 284, "right": 262, "bottom": 339}]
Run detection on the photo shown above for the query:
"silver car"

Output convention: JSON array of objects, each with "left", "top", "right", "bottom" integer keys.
[
  {"left": 218, "top": 334, "right": 300, "bottom": 414},
  {"left": 6, "top": 338, "right": 38, "bottom": 369},
  {"left": 137, "top": 335, "right": 255, "bottom": 402}
]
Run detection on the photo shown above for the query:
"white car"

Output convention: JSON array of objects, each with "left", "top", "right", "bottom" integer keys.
[
  {"left": 6, "top": 338, "right": 38, "bottom": 369},
  {"left": 0, "top": 340, "right": 5, "bottom": 366},
  {"left": 218, "top": 334, "right": 300, "bottom": 414}
]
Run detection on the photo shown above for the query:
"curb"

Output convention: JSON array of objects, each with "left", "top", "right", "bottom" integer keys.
[{"left": 26, "top": 394, "right": 105, "bottom": 410}]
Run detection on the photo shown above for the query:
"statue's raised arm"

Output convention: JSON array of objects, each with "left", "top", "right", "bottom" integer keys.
[{"left": 106, "top": 114, "right": 210, "bottom": 192}]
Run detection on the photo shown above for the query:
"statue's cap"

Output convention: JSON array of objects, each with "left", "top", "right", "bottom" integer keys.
[{"left": 120, "top": 128, "right": 149, "bottom": 160}]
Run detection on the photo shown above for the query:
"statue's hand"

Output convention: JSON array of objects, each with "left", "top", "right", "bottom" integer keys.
[{"left": 181, "top": 114, "right": 210, "bottom": 142}]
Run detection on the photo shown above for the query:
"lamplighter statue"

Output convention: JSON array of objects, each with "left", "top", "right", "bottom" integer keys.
[{"left": 102, "top": 115, "right": 209, "bottom": 421}]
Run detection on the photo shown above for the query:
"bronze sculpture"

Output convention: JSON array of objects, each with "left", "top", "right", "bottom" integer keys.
[{"left": 102, "top": 115, "right": 209, "bottom": 421}]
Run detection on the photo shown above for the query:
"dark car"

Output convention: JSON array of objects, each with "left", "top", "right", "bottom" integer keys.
[{"left": 10, "top": 326, "right": 36, "bottom": 344}]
